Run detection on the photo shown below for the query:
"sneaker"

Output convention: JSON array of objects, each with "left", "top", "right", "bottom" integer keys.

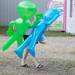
[
  {"left": 36, "top": 64, "right": 43, "bottom": 68},
  {"left": 21, "top": 64, "right": 30, "bottom": 68}
]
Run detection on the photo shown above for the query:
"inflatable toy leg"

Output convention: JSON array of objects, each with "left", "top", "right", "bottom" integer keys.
[
  {"left": 2, "top": 35, "right": 16, "bottom": 52},
  {"left": 17, "top": 37, "right": 23, "bottom": 47},
  {"left": 14, "top": 35, "right": 32, "bottom": 58},
  {"left": 14, "top": 37, "right": 24, "bottom": 58},
  {"left": 28, "top": 24, "right": 46, "bottom": 56}
]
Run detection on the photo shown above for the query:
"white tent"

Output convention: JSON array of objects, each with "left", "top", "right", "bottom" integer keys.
[{"left": 66, "top": 0, "right": 75, "bottom": 34}]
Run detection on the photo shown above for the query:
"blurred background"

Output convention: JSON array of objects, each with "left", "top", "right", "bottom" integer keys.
[{"left": 0, "top": 0, "right": 72, "bottom": 36}]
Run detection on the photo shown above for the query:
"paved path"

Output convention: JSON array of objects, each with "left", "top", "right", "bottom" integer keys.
[{"left": 0, "top": 35, "right": 75, "bottom": 75}]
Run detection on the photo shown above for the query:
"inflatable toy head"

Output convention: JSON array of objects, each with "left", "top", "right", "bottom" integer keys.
[{"left": 17, "top": 1, "right": 37, "bottom": 19}]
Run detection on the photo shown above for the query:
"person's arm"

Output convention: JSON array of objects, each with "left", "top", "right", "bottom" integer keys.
[{"left": 29, "top": 12, "right": 43, "bottom": 28}]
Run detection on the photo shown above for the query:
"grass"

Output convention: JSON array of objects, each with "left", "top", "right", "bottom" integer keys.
[
  {"left": 0, "top": 26, "right": 75, "bottom": 37},
  {"left": 44, "top": 31, "right": 75, "bottom": 37},
  {"left": 0, "top": 26, "right": 8, "bottom": 35}
]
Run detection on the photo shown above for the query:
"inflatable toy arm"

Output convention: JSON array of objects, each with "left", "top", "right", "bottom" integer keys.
[
  {"left": 35, "top": 12, "right": 42, "bottom": 21},
  {"left": 34, "top": 12, "right": 42, "bottom": 25},
  {"left": 7, "top": 21, "right": 15, "bottom": 36}
]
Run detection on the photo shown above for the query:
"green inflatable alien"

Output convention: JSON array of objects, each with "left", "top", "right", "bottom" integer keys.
[{"left": 2, "top": 1, "right": 42, "bottom": 51}]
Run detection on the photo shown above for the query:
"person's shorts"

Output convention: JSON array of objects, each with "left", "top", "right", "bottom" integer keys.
[
  {"left": 23, "top": 35, "right": 28, "bottom": 40},
  {"left": 23, "top": 35, "right": 39, "bottom": 44}
]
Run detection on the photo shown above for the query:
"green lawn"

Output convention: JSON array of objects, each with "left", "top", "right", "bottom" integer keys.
[
  {"left": 0, "top": 26, "right": 7, "bottom": 35},
  {"left": 0, "top": 26, "right": 75, "bottom": 37},
  {"left": 44, "top": 31, "right": 74, "bottom": 37},
  {"left": 0, "top": 26, "right": 8, "bottom": 35}
]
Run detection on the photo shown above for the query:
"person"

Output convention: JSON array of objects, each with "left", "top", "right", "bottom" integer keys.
[
  {"left": 15, "top": 8, "right": 60, "bottom": 69},
  {"left": 21, "top": 28, "right": 47, "bottom": 68},
  {"left": 10, "top": 1, "right": 48, "bottom": 68}
]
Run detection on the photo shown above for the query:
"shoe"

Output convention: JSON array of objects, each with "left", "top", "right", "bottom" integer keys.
[
  {"left": 21, "top": 64, "right": 30, "bottom": 68},
  {"left": 36, "top": 64, "right": 43, "bottom": 68}
]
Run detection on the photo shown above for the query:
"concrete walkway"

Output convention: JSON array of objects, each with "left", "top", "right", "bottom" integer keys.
[{"left": 0, "top": 35, "right": 75, "bottom": 75}]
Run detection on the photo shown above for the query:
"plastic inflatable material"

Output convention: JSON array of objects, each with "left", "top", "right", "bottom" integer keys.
[
  {"left": 15, "top": 8, "right": 61, "bottom": 58},
  {"left": 2, "top": 1, "right": 42, "bottom": 52}
]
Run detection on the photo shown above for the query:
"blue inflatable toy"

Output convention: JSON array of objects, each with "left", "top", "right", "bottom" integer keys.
[{"left": 15, "top": 9, "right": 61, "bottom": 58}]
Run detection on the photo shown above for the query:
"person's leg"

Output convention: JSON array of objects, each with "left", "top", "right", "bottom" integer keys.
[
  {"left": 21, "top": 35, "right": 29, "bottom": 66},
  {"left": 21, "top": 49, "right": 29, "bottom": 66},
  {"left": 21, "top": 35, "right": 43, "bottom": 68},
  {"left": 21, "top": 47, "right": 43, "bottom": 68},
  {"left": 32, "top": 45, "right": 43, "bottom": 68},
  {"left": 40, "top": 41, "right": 48, "bottom": 44},
  {"left": 39, "top": 34, "right": 48, "bottom": 44},
  {"left": 21, "top": 48, "right": 41, "bottom": 68},
  {"left": 32, "top": 55, "right": 43, "bottom": 68}
]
